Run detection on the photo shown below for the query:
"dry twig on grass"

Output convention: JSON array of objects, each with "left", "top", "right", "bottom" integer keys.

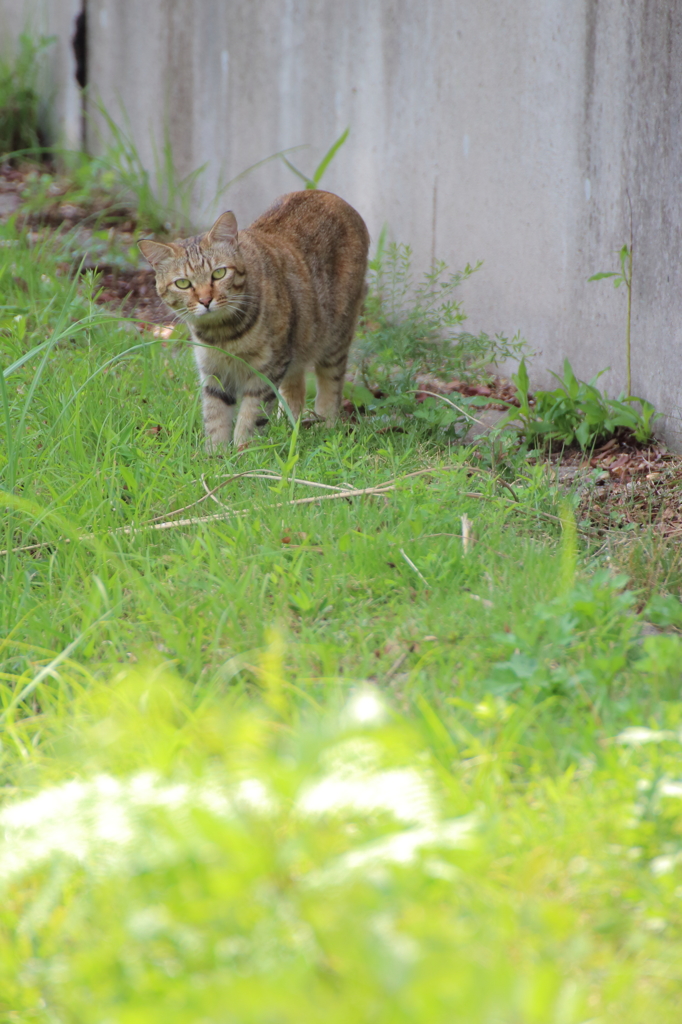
[
  {"left": 1, "top": 464, "right": 598, "bottom": 556},
  {"left": 411, "top": 389, "right": 488, "bottom": 428},
  {"left": 399, "top": 548, "right": 429, "bottom": 585},
  {"left": 151, "top": 470, "right": 352, "bottom": 523},
  {"left": 461, "top": 514, "right": 473, "bottom": 554}
]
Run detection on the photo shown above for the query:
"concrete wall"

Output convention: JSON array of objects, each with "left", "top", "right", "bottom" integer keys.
[{"left": 2, "top": 0, "right": 682, "bottom": 443}]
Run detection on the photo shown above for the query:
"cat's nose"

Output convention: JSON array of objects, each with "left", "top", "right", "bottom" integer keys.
[{"left": 198, "top": 297, "right": 212, "bottom": 308}]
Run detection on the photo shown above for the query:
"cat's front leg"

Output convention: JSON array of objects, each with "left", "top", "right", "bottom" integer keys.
[
  {"left": 202, "top": 384, "right": 236, "bottom": 450},
  {"left": 233, "top": 387, "right": 272, "bottom": 447}
]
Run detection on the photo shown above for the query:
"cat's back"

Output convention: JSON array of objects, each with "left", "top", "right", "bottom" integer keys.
[
  {"left": 242, "top": 191, "right": 368, "bottom": 330},
  {"left": 246, "top": 191, "right": 369, "bottom": 262}
]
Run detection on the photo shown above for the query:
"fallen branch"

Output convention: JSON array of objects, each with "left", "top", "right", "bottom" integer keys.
[
  {"left": 461, "top": 514, "right": 473, "bottom": 554},
  {"left": 384, "top": 650, "right": 410, "bottom": 680},
  {"left": 146, "top": 469, "right": 264, "bottom": 522},
  {"left": 232, "top": 472, "right": 349, "bottom": 492},
  {"left": 414, "top": 533, "right": 463, "bottom": 540},
  {"left": 1, "top": 463, "right": 598, "bottom": 556},
  {"left": 149, "top": 470, "right": 354, "bottom": 523},
  {"left": 136, "top": 482, "right": 398, "bottom": 533},
  {"left": 412, "top": 389, "right": 488, "bottom": 428},
  {"left": 462, "top": 463, "right": 520, "bottom": 503},
  {"left": 137, "top": 466, "right": 486, "bottom": 534},
  {"left": 0, "top": 480, "right": 399, "bottom": 555},
  {"left": 201, "top": 473, "right": 231, "bottom": 510},
  {"left": 399, "top": 547, "right": 429, "bottom": 585}
]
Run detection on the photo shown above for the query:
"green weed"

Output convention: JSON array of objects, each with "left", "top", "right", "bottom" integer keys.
[
  {"left": 350, "top": 239, "right": 525, "bottom": 432},
  {"left": 504, "top": 357, "right": 659, "bottom": 449},
  {"left": 610, "top": 528, "right": 682, "bottom": 604},
  {"left": 93, "top": 102, "right": 341, "bottom": 235},
  {"left": 13, "top": 90, "right": 295, "bottom": 240},
  {"left": 589, "top": 230, "right": 634, "bottom": 396},
  {"left": 0, "top": 33, "right": 54, "bottom": 159},
  {"left": 280, "top": 127, "right": 350, "bottom": 190},
  {"left": 93, "top": 104, "right": 208, "bottom": 235}
]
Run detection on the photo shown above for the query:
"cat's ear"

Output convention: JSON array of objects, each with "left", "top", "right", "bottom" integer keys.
[
  {"left": 205, "top": 211, "right": 238, "bottom": 247},
  {"left": 138, "top": 239, "right": 179, "bottom": 266}
]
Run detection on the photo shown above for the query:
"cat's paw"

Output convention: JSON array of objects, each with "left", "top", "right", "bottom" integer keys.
[
  {"left": 232, "top": 428, "right": 255, "bottom": 449},
  {"left": 204, "top": 436, "right": 230, "bottom": 455}
]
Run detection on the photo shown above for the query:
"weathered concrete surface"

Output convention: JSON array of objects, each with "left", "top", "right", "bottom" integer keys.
[
  {"left": 3, "top": 1, "right": 682, "bottom": 443},
  {"left": 0, "top": 0, "right": 82, "bottom": 150}
]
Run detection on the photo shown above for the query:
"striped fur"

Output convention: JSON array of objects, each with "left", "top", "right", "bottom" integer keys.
[{"left": 139, "top": 191, "right": 369, "bottom": 448}]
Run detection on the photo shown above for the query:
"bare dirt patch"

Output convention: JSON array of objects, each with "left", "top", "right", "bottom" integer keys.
[{"left": 94, "top": 265, "right": 172, "bottom": 325}]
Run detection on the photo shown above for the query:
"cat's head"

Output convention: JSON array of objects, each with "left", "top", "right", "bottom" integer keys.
[{"left": 138, "top": 211, "right": 247, "bottom": 320}]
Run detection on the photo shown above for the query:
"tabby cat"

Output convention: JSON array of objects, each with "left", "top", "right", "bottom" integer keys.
[{"left": 138, "top": 190, "right": 369, "bottom": 448}]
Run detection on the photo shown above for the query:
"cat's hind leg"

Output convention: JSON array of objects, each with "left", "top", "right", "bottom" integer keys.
[
  {"left": 313, "top": 355, "right": 347, "bottom": 424},
  {"left": 279, "top": 370, "right": 306, "bottom": 422}
]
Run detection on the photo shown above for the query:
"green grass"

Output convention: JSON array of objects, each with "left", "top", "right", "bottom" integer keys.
[
  {"left": 0, "top": 33, "right": 54, "bottom": 159},
  {"left": 3, "top": 202, "right": 682, "bottom": 1020}
]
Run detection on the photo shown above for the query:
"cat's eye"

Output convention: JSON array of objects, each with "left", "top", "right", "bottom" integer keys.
[
  {"left": 211, "top": 267, "right": 227, "bottom": 280},
  {"left": 175, "top": 278, "right": 191, "bottom": 289}
]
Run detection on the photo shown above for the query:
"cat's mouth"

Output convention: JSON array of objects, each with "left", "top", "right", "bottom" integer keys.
[
  {"left": 191, "top": 301, "right": 234, "bottom": 322},
  {"left": 192, "top": 303, "right": 217, "bottom": 318}
]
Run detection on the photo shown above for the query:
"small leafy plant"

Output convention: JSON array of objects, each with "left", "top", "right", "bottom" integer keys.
[
  {"left": 21, "top": 108, "right": 266, "bottom": 241},
  {"left": 589, "top": 242, "right": 633, "bottom": 396},
  {"left": 349, "top": 239, "right": 525, "bottom": 431},
  {"left": 0, "top": 33, "right": 54, "bottom": 158},
  {"left": 504, "top": 357, "right": 659, "bottom": 449},
  {"left": 280, "top": 127, "right": 349, "bottom": 190},
  {"left": 94, "top": 105, "right": 209, "bottom": 235}
]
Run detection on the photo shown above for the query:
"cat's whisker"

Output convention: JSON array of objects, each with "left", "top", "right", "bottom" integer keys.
[
  {"left": 226, "top": 303, "right": 253, "bottom": 324},
  {"left": 228, "top": 296, "right": 259, "bottom": 311}
]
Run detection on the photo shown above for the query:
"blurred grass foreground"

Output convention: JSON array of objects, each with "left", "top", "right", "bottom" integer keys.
[{"left": 3, "top": 654, "right": 682, "bottom": 1022}]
